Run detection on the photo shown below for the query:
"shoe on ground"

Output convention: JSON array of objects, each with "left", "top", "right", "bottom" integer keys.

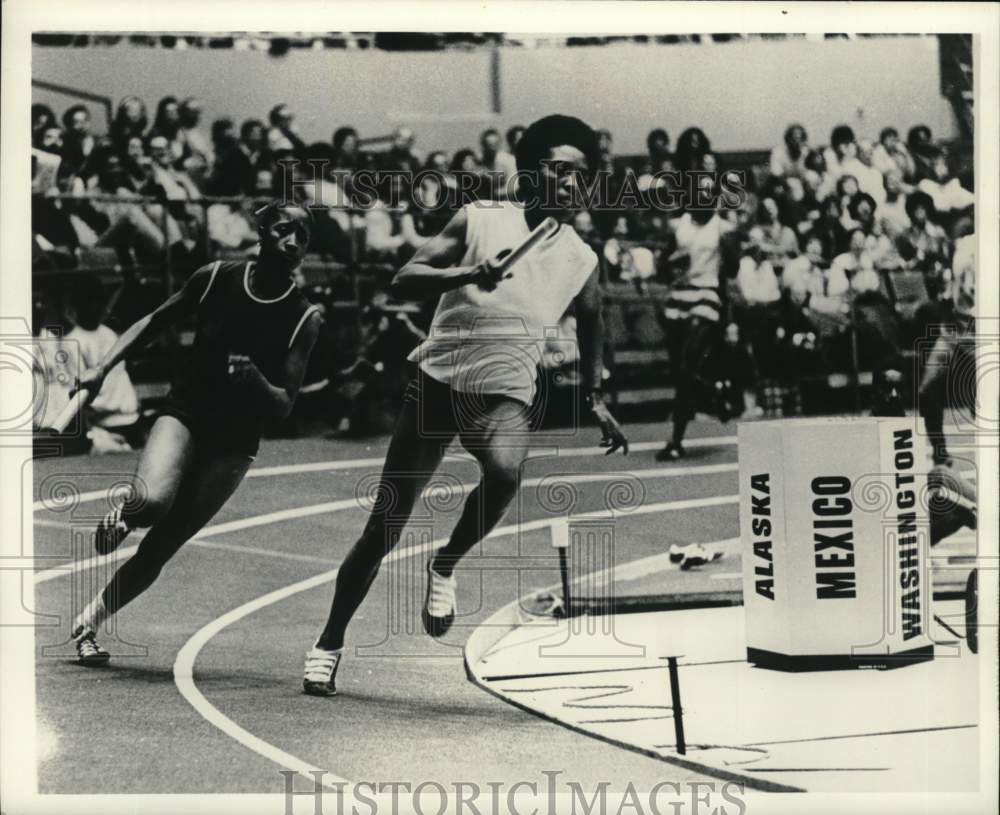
[
  {"left": 303, "top": 646, "right": 342, "bottom": 697},
  {"left": 654, "top": 442, "right": 685, "bottom": 462},
  {"left": 73, "top": 625, "right": 110, "bottom": 666},
  {"left": 668, "top": 543, "right": 686, "bottom": 564},
  {"left": 421, "top": 562, "right": 457, "bottom": 638},
  {"left": 95, "top": 511, "right": 131, "bottom": 556},
  {"left": 679, "top": 544, "right": 725, "bottom": 571}
]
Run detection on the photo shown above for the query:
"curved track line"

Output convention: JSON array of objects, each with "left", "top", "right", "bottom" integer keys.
[
  {"left": 172, "top": 492, "right": 738, "bottom": 783},
  {"left": 34, "top": 462, "right": 738, "bottom": 585}
]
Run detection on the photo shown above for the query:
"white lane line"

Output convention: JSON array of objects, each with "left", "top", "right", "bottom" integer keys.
[
  {"left": 190, "top": 539, "right": 336, "bottom": 566},
  {"left": 710, "top": 573, "right": 743, "bottom": 581},
  {"left": 34, "top": 462, "right": 738, "bottom": 585},
  {"left": 172, "top": 491, "right": 739, "bottom": 784},
  {"left": 31, "top": 436, "right": 739, "bottom": 511}
]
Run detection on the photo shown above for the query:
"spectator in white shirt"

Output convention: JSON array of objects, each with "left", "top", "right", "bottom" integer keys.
[
  {"left": 917, "top": 148, "right": 974, "bottom": 225},
  {"left": 840, "top": 140, "right": 886, "bottom": 206},
  {"left": 782, "top": 234, "right": 829, "bottom": 300},
  {"left": 830, "top": 228, "right": 881, "bottom": 296},
  {"left": 871, "top": 127, "right": 915, "bottom": 180},
  {"left": 769, "top": 124, "right": 810, "bottom": 179},
  {"left": 848, "top": 192, "right": 897, "bottom": 269}
]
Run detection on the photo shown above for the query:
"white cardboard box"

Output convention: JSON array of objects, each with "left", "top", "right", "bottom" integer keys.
[{"left": 738, "top": 417, "right": 934, "bottom": 670}]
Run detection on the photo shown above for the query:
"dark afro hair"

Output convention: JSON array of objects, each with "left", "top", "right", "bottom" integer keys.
[
  {"left": 515, "top": 114, "right": 600, "bottom": 178},
  {"left": 255, "top": 199, "right": 314, "bottom": 231}
]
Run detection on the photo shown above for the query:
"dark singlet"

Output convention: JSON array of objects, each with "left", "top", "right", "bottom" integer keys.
[{"left": 165, "top": 259, "right": 319, "bottom": 454}]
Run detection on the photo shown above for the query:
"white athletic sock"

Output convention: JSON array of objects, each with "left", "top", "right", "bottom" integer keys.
[
  {"left": 311, "top": 642, "right": 343, "bottom": 655},
  {"left": 74, "top": 594, "right": 110, "bottom": 634}
]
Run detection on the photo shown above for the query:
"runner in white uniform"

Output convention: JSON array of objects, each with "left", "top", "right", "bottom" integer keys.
[{"left": 304, "top": 115, "right": 628, "bottom": 697}]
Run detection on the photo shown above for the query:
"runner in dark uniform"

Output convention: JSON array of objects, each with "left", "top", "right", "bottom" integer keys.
[{"left": 69, "top": 201, "right": 321, "bottom": 665}]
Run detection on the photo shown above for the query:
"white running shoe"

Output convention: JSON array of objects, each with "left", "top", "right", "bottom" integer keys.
[
  {"left": 679, "top": 544, "right": 724, "bottom": 571},
  {"left": 302, "top": 646, "right": 342, "bottom": 697},
  {"left": 421, "top": 562, "right": 457, "bottom": 637},
  {"left": 668, "top": 543, "right": 686, "bottom": 564},
  {"left": 72, "top": 625, "right": 110, "bottom": 666}
]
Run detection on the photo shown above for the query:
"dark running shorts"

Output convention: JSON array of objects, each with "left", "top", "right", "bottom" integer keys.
[{"left": 160, "top": 394, "right": 260, "bottom": 459}]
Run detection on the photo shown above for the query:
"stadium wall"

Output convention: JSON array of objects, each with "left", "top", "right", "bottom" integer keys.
[{"left": 32, "top": 37, "right": 957, "bottom": 154}]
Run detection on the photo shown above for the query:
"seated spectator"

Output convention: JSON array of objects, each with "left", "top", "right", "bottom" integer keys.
[
  {"left": 33, "top": 164, "right": 80, "bottom": 268},
  {"left": 840, "top": 139, "right": 886, "bottom": 206},
  {"left": 898, "top": 191, "right": 949, "bottom": 271},
  {"left": 179, "top": 97, "right": 213, "bottom": 167},
  {"left": 782, "top": 176, "right": 820, "bottom": 237},
  {"left": 60, "top": 275, "right": 141, "bottom": 444},
  {"left": 332, "top": 126, "right": 363, "bottom": 173},
  {"left": 206, "top": 178, "right": 264, "bottom": 253},
  {"left": 60, "top": 103, "right": 98, "bottom": 182},
  {"left": 87, "top": 152, "right": 171, "bottom": 265},
  {"left": 815, "top": 194, "right": 849, "bottom": 257},
  {"left": 782, "top": 233, "right": 830, "bottom": 300},
  {"left": 212, "top": 118, "right": 268, "bottom": 195},
  {"left": 803, "top": 148, "right": 835, "bottom": 203},
  {"left": 110, "top": 96, "right": 148, "bottom": 154},
  {"left": 749, "top": 196, "right": 798, "bottom": 262},
  {"left": 479, "top": 127, "right": 517, "bottom": 199},
  {"left": 382, "top": 126, "right": 421, "bottom": 174},
  {"left": 450, "top": 148, "right": 482, "bottom": 203},
  {"left": 829, "top": 228, "right": 881, "bottom": 295},
  {"left": 148, "top": 96, "right": 189, "bottom": 168},
  {"left": 32, "top": 104, "right": 59, "bottom": 148},
  {"left": 872, "top": 127, "right": 914, "bottom": 179},
  {"left": 267, "top": 103, "right": 307, "bottom": 155},
  {"left": 736, "top": 249, "right": 781, "bottom": 306},
  {"left": 836, "top": 174, "right": 862, "bottom": 230},
  {"left": 38, "top": 123, "right": 65, "bottom": 156},
  {"left": 823, "top": 124, "right": 857, "bottom": 180},
  {"left": 848, "top": 192, "right": 896, "bottom": 268},
  {"left": 363, "top": 177, "right": 421, "bottom": 263},
  {"left": 674, "top": 127, "right": 711, "bottom": 173},
  {"left": 148, "top": 134, "right": 201, "bottom": 201},
  {"left": 917, "top": 148, "right": 974, "bottom": 233},
  {"left": 645, "top": 128, "right": 672, "bottom": 173},
  {"left": 879, "top": 169, "right": 910, "bottom": 240},
  {"left": 769, "top": 123, "right": 810, "bottom": 179},
  {"left": 211, "top": 117, "right": 237, "bottom": 161},
  {"left": 906, "top": 124, "right": 936, "bottom": 182}
]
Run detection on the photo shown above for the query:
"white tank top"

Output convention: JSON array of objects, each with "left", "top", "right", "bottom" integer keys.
[{"left": 409, "top": 200, "right": 598, "bottom": 404}]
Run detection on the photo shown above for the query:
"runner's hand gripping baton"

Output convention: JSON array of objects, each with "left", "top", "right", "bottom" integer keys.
[
  {"left": 41, "top": 390, "right": 90, "bottom": 434},
  {"left": 478, "top": 216, "right": 560, "bottom": 287}
]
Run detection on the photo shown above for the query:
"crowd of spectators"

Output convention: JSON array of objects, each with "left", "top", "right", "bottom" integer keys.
[{"left": 31, "top": 94, "right": 976, "bottom": 427}]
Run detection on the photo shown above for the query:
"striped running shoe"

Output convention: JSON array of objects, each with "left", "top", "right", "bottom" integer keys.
[
  {"left": 421, "top": 562, "right": 457, "bottom": 638},
  {"left": 72, "top": 625, "right": 110, "bottom": 666},
  {"left": 303, "top": 647, "right": 342, "bottom": 697},
  {"left": 95, "top": 507, "right": 131, "bottom": 555}
]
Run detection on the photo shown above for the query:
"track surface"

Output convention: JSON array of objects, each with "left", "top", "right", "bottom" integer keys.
[{"left": 28, "top": 419, "right": 850, "bottom": 792}]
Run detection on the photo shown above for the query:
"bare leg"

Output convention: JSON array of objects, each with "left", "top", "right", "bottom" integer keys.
[
  {"left": 121, "top": 415, "right": 198, "bottom": 529},
  {"left": 101, "top": 451, "right": 252, "bottom": 616},
  {"left": 918, "top": 334, "right": 954, "bottom": 464},
  {"left": 431, "top": 396, "right": 530, "bottom": 577},
  {"left": 315, "top": 391, "right": 452, "bottom": 651}
]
